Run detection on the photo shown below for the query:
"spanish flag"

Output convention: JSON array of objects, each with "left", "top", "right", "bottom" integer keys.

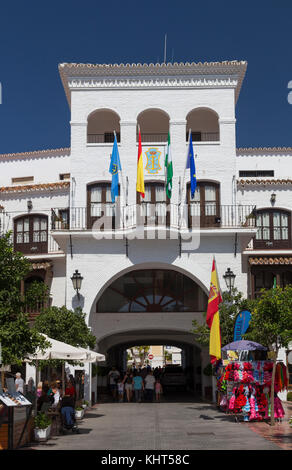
[
  {"left": 206, "top": 258, "right": 222, "bottom": 363},
  {"left": 136, "top": 128, "right": 145, "bottom": 198}
]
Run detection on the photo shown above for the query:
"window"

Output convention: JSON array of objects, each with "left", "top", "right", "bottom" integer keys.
[
  {"left": 96, "top": 269, "right": 208, "bottom": 313},
  {"left": 12, "top": 176, "right": 34, "bottom": 185},
  {"left": 239, "top": 170, "right": 274, "bottom": 178},
  {"left": 254, "top": 209, "right": 291, "bottom": 249},
  {"left": 87, "top": 183, "right": 119, "bottom": 230},
  {"left": 187, "top": 182, "right": 220, "bottom": 228},
  {"left": 251, "top": 267, "right": 292, "bottom": 298},
  {"left": 137, "top": 182, "right": 169, "bottom": 226},
  {"left": 14, "top": 215, "right": 48, "bottom": 254},
  {"left": 59, "top": 173, "right": 70, "bottom": 181}
]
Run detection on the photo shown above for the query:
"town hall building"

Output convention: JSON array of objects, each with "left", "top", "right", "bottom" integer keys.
[{"left": 0, "top": 60, "right": 291, "bottom": 401}]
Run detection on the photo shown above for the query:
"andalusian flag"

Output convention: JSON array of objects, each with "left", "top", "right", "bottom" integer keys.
[
  {"left": 136, "top": 128, "right": 145, "bottom": 198},
  {"left": 165, "top": 132, "right": 173, "bottom": 199},
  {"left": 206, "top": 258, "right": 222, "bottom": 363}
]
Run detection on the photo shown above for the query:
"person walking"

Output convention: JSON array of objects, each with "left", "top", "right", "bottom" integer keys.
[
  {"left": 133, "top": 372, "right": 144, "bottom": 403},
  {"left": 123, "top": 371, "right": 133, "bottom": 403},
  {"left": 144, "top": 370, "right": 155, "bottom": 402},
  {"left": 15, "top": 373, "right": 24, "bottom": 394},
  {"left": 117, "top": 378, "right": 124, "bottom": 403},
  {"left": 155, "top": 379, "right": 163, "bottom": 402},
  {"left": 108, "top": 367, "right": 120, "bottom": 401}
]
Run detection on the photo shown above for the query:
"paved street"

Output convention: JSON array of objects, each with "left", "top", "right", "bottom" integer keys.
[{"left": 23, "top": 398, "right": 292, "bottom": 451}]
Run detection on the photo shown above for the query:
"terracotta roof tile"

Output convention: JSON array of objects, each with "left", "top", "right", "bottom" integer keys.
[
  {"left": 237, "top": 179, "right": 292, "bottom": 186},
  {"left": 0, "top": 147, "right": 70, "bottom": 160},
  {"left": 249, "top": 256, "right": 292, "bottom": 265},
  {"left": 0, "top": 181, "right": 70, "bottom": 193}
]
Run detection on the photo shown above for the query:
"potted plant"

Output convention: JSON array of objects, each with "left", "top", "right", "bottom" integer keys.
[
  {"left": 75, "top": 406, "right": 85, "bottom": 419},
  {"left": 34, "top": 412, "right": 52, "bottom": 442},
  {"left": 82, "top": 400, "right": 89, "bottom": 410}
]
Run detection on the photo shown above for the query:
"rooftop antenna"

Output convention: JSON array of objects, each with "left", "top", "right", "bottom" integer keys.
[{"left": 164, "top": 33, "right": 167, "bottom": 63}]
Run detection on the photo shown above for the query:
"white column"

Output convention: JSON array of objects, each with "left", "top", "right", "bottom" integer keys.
[{"left": 169, "top": 119, "right": 187, "bottom": 205}]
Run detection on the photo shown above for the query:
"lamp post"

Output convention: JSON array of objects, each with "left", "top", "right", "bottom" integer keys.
[
  {"left": 223, "top": 268, "right": 236, "bottom": 293},
  {"left": 71, "top": 269, "right": 83, "bottom": 299}
]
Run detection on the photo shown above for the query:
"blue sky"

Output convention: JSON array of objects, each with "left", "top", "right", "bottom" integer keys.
[{"left": 0, "top": 1, "right": 292, "bottom": 154}]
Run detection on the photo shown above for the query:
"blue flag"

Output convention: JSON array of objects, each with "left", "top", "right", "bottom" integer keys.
[
  {"left": 186, "top": 132, "right": 197, "bottom": 198},
  {"left": 109, "top": 135, "right": 122, "bottom": 203}
]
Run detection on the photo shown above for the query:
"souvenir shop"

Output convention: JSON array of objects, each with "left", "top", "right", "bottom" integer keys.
[{"left": 216, "top": 340, "right": 288, "bottom": 422}]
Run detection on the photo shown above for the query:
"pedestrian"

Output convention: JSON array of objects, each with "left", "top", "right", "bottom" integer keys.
[
  {"left": 36, "top": 381, "right": 43, "bottom": 398},
  {"left": 123, "top": 370, "right": 133, "bottom": 403},
  {"left": 15, "top": 373, "right": 24, "bottom": 394},
  {"left": 117, "top": 378, "right": 124, "bottom": 403},
  {"left": 144, "top": 370, "right": 156, "bottom": 402},
  {"left": 133, "top": 372, "right": 144, "bottom": 403},
  {"left": 65, "top": 379, "right": 76, "bottom": 405},
  {"left": 108, "top": 366, "right": 120, "bottom": 401},
  {"left": 155, "top": 379, "right": 163, "bottom": 402}
]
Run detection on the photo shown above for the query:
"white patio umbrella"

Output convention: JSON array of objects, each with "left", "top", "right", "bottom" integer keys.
[
  {"left": 76, "top": 346, "right": 105, "bottom": 363},
  {"left": 27, "top": 335, "right": 89, "bottom": 361},
  {"left": 26, "top": 335, "right": 104, "bottom": 411}
]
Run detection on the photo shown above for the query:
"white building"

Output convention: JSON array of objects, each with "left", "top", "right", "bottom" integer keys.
[{"left": 0, "top": 61, "right": 291, "bottom": 401}]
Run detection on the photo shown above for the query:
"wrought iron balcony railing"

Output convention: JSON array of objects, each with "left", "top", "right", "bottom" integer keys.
[{"left": 51, "top": 204, "right": 256, "bottom": 231}]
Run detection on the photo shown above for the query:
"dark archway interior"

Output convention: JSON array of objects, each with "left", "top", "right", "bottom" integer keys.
[{"left": 96, "top": 269, "right": 208, "bottom": 313}]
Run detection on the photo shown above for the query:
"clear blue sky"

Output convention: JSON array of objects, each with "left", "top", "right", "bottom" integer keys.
[{"left": 0, "top": 1, "right": 292, "bottom": 154}]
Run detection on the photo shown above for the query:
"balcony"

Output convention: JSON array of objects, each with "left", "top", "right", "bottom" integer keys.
[
  {"left": 23, "top": 297, "right": 52, "bottom": 322},
  {"left": 51, "top": 204, "right": 256, "bottom": 232}
]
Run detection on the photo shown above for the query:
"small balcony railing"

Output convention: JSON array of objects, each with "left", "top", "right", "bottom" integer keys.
[
  {"left": 23, "top": 296, "right": 52, "bottom": 321},
  {"left": 51, "top": 204, "right": 256, "bottom": 231},
  {"left": 87, "top": 132, "right": 120, "bottom": 144},
  {"left": 187, "top": 131, "right": 220, "bottom": 142}
]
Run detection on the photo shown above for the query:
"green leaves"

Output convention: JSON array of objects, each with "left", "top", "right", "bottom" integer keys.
[
  {"left": 0, "top": 232, "right": 46, "bottom": 365},
  {"left": 244, "top": 286, "right": 292, "bottom": 351},
  {"left": 33, "top": 305, "right": 96, "bottom": 350}
]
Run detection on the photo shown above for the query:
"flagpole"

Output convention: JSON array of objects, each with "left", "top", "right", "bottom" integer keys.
[
  {"left": 113, "top": 130, "right": 126, "bottom": 203},
  {"left": 179, "top": 129, "right": 191, "bottom": 229}
]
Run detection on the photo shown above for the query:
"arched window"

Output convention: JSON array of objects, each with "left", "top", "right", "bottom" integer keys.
[
  {"left": 87, "top": 109, "right": 120, "bottom": 143},
  {"left": 137, "top": 109, "right": 169, "bottom": 143},
  {"left": 254, "top": 209, "right": 291, "bottom": 249},
  {"left": 186, "top": 108, "right": 219, "bottom": 142},
  {"left": 87, "top": 182, "right": 120, "bottom": 230},
  {"left": 187, "top": 182, "right": 220, "bottom": 228},
  {"left": 96, "top": 269, "right": 208, "bottom": 313},
  {"left": 14, "top": 214, "right": 48, "bottom": 254}
]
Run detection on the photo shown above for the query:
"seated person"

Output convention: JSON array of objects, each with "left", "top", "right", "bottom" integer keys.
[{"left": 60, "top": 394, "right": 75, "bottom": 427}]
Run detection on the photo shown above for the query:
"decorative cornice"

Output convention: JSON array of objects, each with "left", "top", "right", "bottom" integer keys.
[
  {"left": 0, "top": 181, "right": 70, "bottom": 194},
  {"left": 30, "top": 261, "right": 52, "bottom": 270},
  {"left": 249, "top": 256, "right": 292, "bottom": 265},
  {"left": 59, "top": 60, "right": 247, "bottom": 107},
  {"left": 237, "top": 147, "right": 292, "bottom": 155},
  {"left": 237, "top": 179, "right": 292, "bottom": 187},
  {"left": 0, "top": 147, "right": 70, "bottom": 161}
]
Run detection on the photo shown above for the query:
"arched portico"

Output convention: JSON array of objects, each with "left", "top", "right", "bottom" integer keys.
[{"left": 88, "top": 265, "right": 210, "bottom": 397}]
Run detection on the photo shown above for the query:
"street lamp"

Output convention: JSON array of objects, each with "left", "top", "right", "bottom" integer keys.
[
  {"left": 71, "top": 269, "right": 83, "bottom": 299},
  {"left": 223, "top": 268, "right": 236, "bottom": 293}
]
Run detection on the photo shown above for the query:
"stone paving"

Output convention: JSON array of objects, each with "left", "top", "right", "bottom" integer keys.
[{"left": 21, "top": 398, "right": 292, "bottom": 451}]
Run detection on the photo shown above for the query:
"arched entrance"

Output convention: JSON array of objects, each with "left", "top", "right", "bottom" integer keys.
[{"left": 89, "top": 267, "right": 209, "bottom": 399}]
